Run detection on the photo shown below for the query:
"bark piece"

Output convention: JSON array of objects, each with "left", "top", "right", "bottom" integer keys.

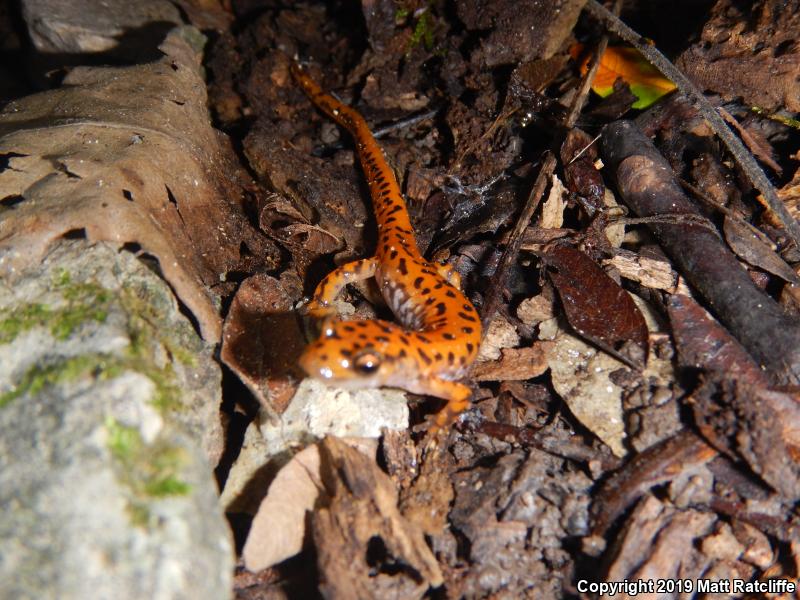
[
  {"left": 667, "top": 294, "right": 768, "bottom": 385},
  {"left": 313, "top": 437, "right": 443, "bottom": 598},
  {"left": 676, "top": 0, "right": 800, "bottom": 112},
  {"left": 590, "top": 431, "right": 718, "bottom": 537},
  {"left": 692, "top": 379, "right": 800, "bottom": 499},
  {"left": 472, "top": 344, "right": 550, "bottom": 382}
]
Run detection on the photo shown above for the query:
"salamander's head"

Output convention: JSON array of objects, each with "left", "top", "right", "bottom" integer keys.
[{"left": 299, "top": 319, "right": 400, "bottom": 388}]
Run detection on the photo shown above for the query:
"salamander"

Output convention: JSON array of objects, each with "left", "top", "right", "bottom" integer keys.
[{"left": 292, "top": 62, "right": 482, "bottom": 432}]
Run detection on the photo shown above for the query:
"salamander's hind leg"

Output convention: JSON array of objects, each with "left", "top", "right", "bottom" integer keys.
[
  {"left": 436, "top": 263, "right": 461, "bottom": 289},
  {"left": 413, "top": 378, "right": 473, "bottom": 435},
  {"left": 304, "top": 257, "right": 378, "bottom": 320}
]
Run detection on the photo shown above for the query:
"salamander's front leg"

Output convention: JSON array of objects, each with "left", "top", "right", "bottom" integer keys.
[
  {"left": 415, "top": 378, "right": 473, "bottom": 434},
  {"left": 304, "top": 257, "right": 378, "bottom": 320}
]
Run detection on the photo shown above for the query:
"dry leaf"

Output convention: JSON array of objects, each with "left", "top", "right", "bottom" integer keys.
[
  {"left": 571, "top": 44, "right": 676, "bottom": 109},
  {"left": 220, "top": 273, "right": 305, "bottom": 417},
  {"left": 547, "top": 326, "right": 627, "bottom": 457},
  {"left": 0, "top": 29, "right": 270, "bottom": 341},
  {"left": 242, "top": 444, "right": 323, "bottom": 572},
  {"left": 723, "top": 216, "right": 799, "bottom": 285},
  {"left": 242, "top": 438, "right": 379, "bottom": 572},
  {"left": 542, "top": 245, "right": 648, "bottom": 368}
]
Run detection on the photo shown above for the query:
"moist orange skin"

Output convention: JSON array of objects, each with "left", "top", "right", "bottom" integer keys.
[{"left": 293, "top": 63, "right": 482, "bottom": 431}]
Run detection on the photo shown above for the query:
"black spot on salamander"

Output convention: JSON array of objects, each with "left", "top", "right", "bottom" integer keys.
[
  {"left": 421, "top": 269, "right": 435, "bottom": 276},
  {"left": 358, "top": 333, "right": 368, "bottom": 340},
  {"left": 434, "top": 352, "right": 443, "bottom": 361},
  {"left": 459, "top": 356, "right": 467, "bottom": 366},
  {"left": 462, "top": 326, "right": 474, "bottom": 334},
  {"left": 383, "top": 243, "right": 390, "bottom": 253},
  {"left": 377, "top": 323, "right": 392, "bottom": 334},
  {"left": 447, "top": 352, "right": 455, "bottom": 365},
  {"left": 417, "top": 347, "right": 432, "bottom": 365},
  {"left": 445, "top": 290, "right": 457, "bottom": 298},
  {"left": 458, "top": 312, "right": 477, "bottom": 322},
  {"left": 434, "top": 282, "right": 443, "bottom": 289},
  {"left": 417, "top": 334, "right": 431, "bottom": 344},
  {"left": 443, "top": 332, "right": 456, "bottom": 340},
  {"left": 388, "top": 205, "right": 402, "bottom": 215},
  {"left": 343, "top": 324, "right": 356, "bottom": 332},
  {"left": 319, "top": 354, "right": 328, "bottom": 361},
  {"left": 355, "top": 321, "right": 369, "bottom": 328},
  {"left": 375, "top": 335, "right": 390, "bottom": 343},
  {"left": 379, "top": 181, "right": 390, "bottom": 189},
  {"left": 340, "top": 348, "right": 353, "bottom": 357},
  {"left": 463, "top": 303, "right": 475, "bottom": 312},
  {"left": 435, "top": 302, "right": 446, "bottom": 316},
  {"left": 425, "top": 297, "right": 435, "bottom": 305},
  {"left": 399, "top": 335, "right": 410, "bottom": 346},
  {"left": 413, "top": 277, "right": 424, "bottom": 289},
  {"left": 397, "top": 258, "right": 408, "bottom": 275},
  {"left": 398, "top": 348, "right": 407, "bottom": 358},
  {"left": 384, "top": 198, "right": 393, "bottom": 205},
  {"left": 466, "top": 343, "right": 474, "bottom": 354},
  {"left": 421, "top": 288, "right": 430, "bottom": 295},
  {"left": 390, "top": 249, "right": 398, "bottom": 260},
  {"left": 385, "top": 217, "right": 397, "bottom": 224}
]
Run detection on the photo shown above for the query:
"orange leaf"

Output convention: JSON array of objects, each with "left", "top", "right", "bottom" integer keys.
[{"left": 570, "top": 44, "right": 676, "bottom": 109}]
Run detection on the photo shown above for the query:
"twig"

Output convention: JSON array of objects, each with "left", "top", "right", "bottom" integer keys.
[
  {"left": 583, "top": 0, "right": 800, "bottom": 250},
  {"left": 480, "top": 0, "right": 623, "bottom": 328},
  {"left": 480, "top": 152, "right": 556, "bottom": 329}
]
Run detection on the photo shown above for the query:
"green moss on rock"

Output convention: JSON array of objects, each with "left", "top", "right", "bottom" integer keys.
[
  {"left": 0, "top": 270, "right": 111, "bottom": 345},
  {"left": 0, "top": 269, "right": 204, "bottom": 415},
  {"left": 106, "top": 417, "right": 192, "bottom": 526}
]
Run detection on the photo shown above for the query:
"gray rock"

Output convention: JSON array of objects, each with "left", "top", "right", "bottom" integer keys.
[
  {"left": 0, "top": 240, "right": 232, "bottom": 600},
  {"left": 21, "top": 0, "right": 182, "bottom": 57}
]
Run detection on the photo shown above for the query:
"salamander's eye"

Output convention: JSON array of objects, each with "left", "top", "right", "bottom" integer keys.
[{"left": 353, "top": 351, "right": 382, "bottom": 374}]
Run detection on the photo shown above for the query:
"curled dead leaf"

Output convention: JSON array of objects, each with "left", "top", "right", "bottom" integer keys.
[{"left": 0, "top": 29, "right": 271, "bottom": 341}]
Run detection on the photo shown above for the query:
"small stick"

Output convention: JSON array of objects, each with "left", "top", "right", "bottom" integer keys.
[{"left": 602, "top": 120, "right": 800, "bottom": 384}]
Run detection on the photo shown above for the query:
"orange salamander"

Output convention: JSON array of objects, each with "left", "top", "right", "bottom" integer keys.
[{"left": 292, "top": 62, "right": 482, "bottom": 431}]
